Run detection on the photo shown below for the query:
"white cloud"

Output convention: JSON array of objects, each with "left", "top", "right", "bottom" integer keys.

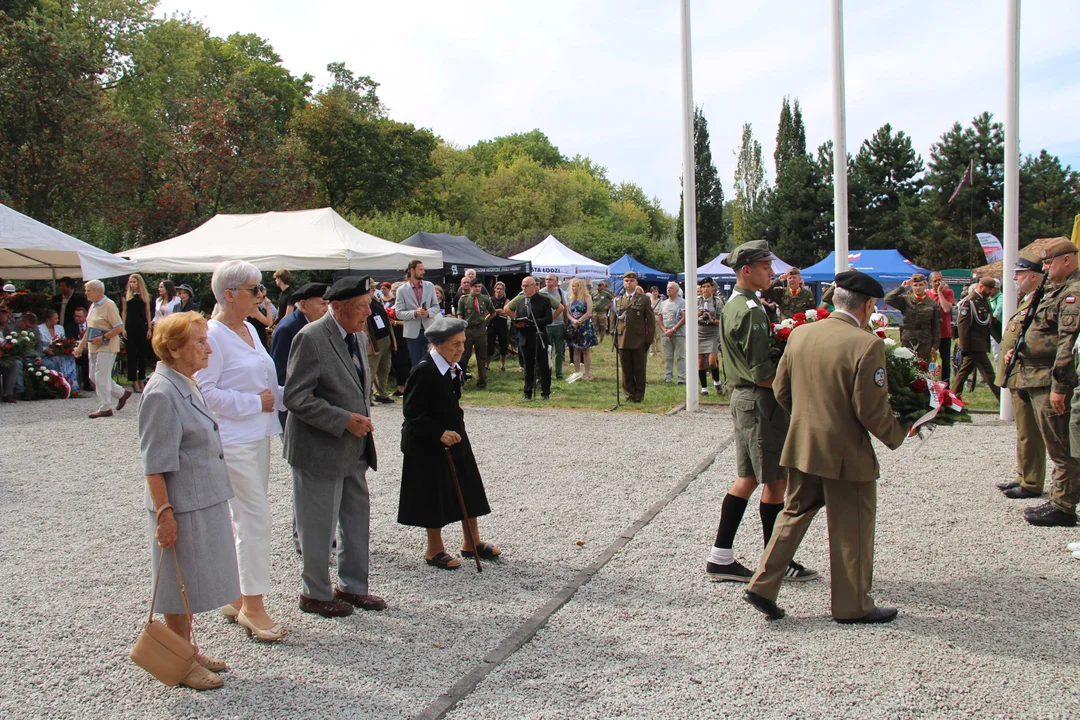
[{"left": 159, "top": 0, "right": 1080, "bottom": 213}]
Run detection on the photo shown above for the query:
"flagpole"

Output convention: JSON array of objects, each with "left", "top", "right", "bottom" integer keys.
[
  {"left": 1000, "top": 0, "right": 1020, "bottom": 422},
  {"left": 830, "top": 0, "right": 849, "bottom": 275},
  {"left": 680, "top": 0, "right": 699, "bottom": 413}
]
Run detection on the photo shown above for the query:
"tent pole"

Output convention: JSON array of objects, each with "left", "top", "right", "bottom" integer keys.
[
  {"left": 1000, "top": 0, "right": 1020, "bottom": 422},
  {"left": 831, "top": 0, "right": 850, "bottom": 275},
  {"left": 680, "top": 0, "right": 699, "bottom": 413}
]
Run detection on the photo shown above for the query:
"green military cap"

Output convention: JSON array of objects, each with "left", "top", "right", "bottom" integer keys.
[
  {"left": 1013, "top": 248, "right": 1044, "bottom": 272},
  {"left": 725, "top": 240, "right": 775, "bottom": 270},
  {"left": 1040, "top": 236, "right": 1078, "bottom": 261}
]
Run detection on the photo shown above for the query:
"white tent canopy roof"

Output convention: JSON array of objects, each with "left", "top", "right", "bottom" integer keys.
[
  {"left": 119, "top": 208, "right": 441, "bottom": 273},
  {"left": 0, "top": 203, "right": 139, "bottom": 280},
  {"left": 509, "top": 235, "right": 608, "bottom": 279}
]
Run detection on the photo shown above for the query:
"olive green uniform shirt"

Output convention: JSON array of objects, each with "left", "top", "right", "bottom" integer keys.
[
  {"left": 956, "top": 291, "right": 993, "bottom": 353},
  {"left": 1013, "top": 269, "right": 1080, "bottom": 394},
  {"left": 720, "top": 286, "right": 776, "bottom": 386},
  {"left": 456, "top": 293, "right": 495, "bottom": 328},
  {"left": 884, "top": 287, "right": 941, "bottom": 349},
  {"left": 763, "top": 281, "right": 817, "bottom": 320}
]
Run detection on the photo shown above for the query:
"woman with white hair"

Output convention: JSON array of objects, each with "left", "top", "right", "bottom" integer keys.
[
  {"left": 73, "top": 280, "right": 132, "bottom": 418},
  {"left": 195, "top": 260, "right": 287, "bottom": 642}
]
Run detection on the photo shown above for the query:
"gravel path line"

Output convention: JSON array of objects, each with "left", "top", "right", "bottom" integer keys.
[{"left": 414, "top": 431, "right": 735, "bottom": 720}]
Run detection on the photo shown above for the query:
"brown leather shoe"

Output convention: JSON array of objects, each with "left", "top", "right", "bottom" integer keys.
[
  {"left": 334, "top": 589, "right": 387, "bottom": 611},
  {"left": 298, "top": 594, "right": 354, "bottom": 618},
  {"left": 88, "top": 410, "right": 114, "bottom": 418},
  {"left": 116, "top": 388, "right": 133, "bottom": 411}
]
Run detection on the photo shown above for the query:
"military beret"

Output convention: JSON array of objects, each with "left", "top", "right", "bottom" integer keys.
[
  {"left": 835, "top": 270, "right": 885, "bottom": 299},
  {"left": 910, "top": 273, "right": 927, "bottom": 283},
  {"left": 425, "top": 315, "right": 467, "bottom": 344},
  {"left": 725, "top": 240, "right": 774, "bottom": 270},
  {"left": 978, "top": 276, "right": 997, "bottom": 289},
  {"left": 293, "top": 282, "right": 328, "bottom": 301},
  {"left": 1040, "top": 237, "right": 1078, "bottom": 261},
  {"left": 698, "top": 276, "right": 715, "bottom": 286},
  {"left": 623, "top": 271, "right": 638, "bottom": 280},
  {"left": 470, "top": 278, "right": 485, "bottom": 287},
  {"left": 596, "top": 280, "right": 607, "bottom": 287},
  {"left": 1013, "top": 248, "right": 1044, "bottom": 272},
  {"left": 325, "top": 275, "right": 373, "bottom": 302}
]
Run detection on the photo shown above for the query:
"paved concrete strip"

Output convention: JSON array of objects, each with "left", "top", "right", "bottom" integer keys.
[{"left": 412, "top": 432, "right": 735, "bottom": 720}]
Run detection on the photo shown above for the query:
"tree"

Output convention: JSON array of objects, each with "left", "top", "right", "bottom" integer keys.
[
  {"left": 1019, "top": 150, "right": 1080, "bottom": 245},
  {"left": 849, "top": 123, "right": 924, "bottom": 256},
  {"left": 731, "top": 122, "right": 767, "bottom": 246},
  {"left": 472, "top": 130, "right": 565, "bottom": 174},
  {"left": 677, "top": 107, "right": 725, "bottom": 264},
  {"left": 773, "top": 96, "right": 806, "bottom": 180}
]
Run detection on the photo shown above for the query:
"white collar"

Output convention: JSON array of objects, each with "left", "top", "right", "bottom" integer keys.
[
  {"left": 430, "top": 347, "right": 460, "bottom": 376},
  {"left": 832, "top": 309, "right": 861, "bottom": 326},
  {"left": 328, "top": 311, "right": 349, "bottom": 339}
]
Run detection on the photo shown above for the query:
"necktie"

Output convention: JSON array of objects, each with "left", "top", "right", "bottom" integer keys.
[
  {"left": 344, "top": 333, "right": 365, "bottom": 385},
  {"left": 474, "top": 297, "right": 480, "bottom": 313}
]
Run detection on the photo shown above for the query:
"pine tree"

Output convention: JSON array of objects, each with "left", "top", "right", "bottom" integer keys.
[
  {"left": 732, "top": 122, "right": 767, "bottom": 246},
  {"left": 677, "top": 107, "right": 726, "bottom": 265},
  {"left": 849, "top": 123, "right": 924, "bottom": 257}
]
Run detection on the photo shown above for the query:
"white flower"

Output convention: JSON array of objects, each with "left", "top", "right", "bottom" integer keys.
[
  {"left": 892, "top": 347, "right": 915, "bottom": 360},
  {"left": 883, "top": 338, "right": 898, "bottom": 348},
  {"left": 35, "top": 371, "right": 43, "bottom": 377},
  {"left": 779, "top": 318, "right": 796, "bottom": 330}
]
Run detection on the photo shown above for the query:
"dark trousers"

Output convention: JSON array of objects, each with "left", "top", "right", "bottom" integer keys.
[
  {"left": 620, "top": 346, "right": 648, "bottom": 402},
  {"left": 77, "top": 353, "right": 92, "bottom": 390},
  {"left": 520, "top": 331, "right": 550, "bottom": 398},
  {"left": 487, "top": 319, "right": 509, "bottom": 362},
  {"left": 406, "top": 330, "right": 428, "bottom": 367},
  {"left": 951, "top": 350, "right": 999, "bottom": 399},
  {"left": 938, "top": 337, "right": 952, "bottom": 383},
  {"left": 126, "top": 335, "right": 152, "bottom": 382}
]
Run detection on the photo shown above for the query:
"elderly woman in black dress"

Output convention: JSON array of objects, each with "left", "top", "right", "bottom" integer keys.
[{"left": 399, "top": 316, "right": 500, "bottom": 569}]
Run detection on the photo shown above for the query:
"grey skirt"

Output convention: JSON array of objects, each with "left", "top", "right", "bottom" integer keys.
[
  {"left": 697, "top": 326, "right": 720, "bottom": 355},
  {"left": 147, "top": 501, "right": 240, "bottom": 615}
]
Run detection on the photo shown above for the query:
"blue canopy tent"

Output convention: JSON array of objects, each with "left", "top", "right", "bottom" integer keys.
[
  {"left": 800, "top": 250, "right": 929, "bottom": 282},
  {"left": 608, "top": 254, "right": 675, "bottom": 292}
]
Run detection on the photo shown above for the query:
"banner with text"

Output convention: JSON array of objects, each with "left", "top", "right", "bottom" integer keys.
[{"left": 977, "top": 232, "right": 1003, "bottom": 263}]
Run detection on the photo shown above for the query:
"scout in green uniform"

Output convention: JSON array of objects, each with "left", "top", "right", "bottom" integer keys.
[
  {"left": 951, "top": 276, "right": 1000, "bottom": 400},
  {"left": 884, "top": 273, "right": 941, "bottom": 363},
  {"left": 457, "top": 279, "right": 496, "bottom": 389},
  {"left": 1009, "top": 237, "right": 1080, "bottom": 526},
  {"left": 704, "top": 240, "right": 818, "bottom": 583},
  {"left": 614, "top": 271, "right": 655, "bottom": 403},
  {"left": 996, "top": 250, "right": 1047, "bottom": 499},
  {"left": 591, "top": 281, "right": 614, "bottom": 343},
  {"left": 763, "top": 268, "right": 817, "bottom": 320}
]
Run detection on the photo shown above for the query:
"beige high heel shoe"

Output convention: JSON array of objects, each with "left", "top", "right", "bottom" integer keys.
[
  {"left": 236, "top": 611, "right": 287, "bottom": 642},
  {"left": 220, "top": 604, "right": 239, "bottom": 623},
  {"left": 179, "top": 661, "right": 223, "bottom": 690}
]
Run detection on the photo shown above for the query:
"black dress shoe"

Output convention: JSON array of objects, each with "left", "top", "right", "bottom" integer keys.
[
  {"left": 997, "top": 481, "right": 1020, "bottom": 491},
  {"left": 299, "top": 595, "right": 354, "bottom": 617},
  {"left": 1003, "top": 485, "right": 1041, "bottom": 499},
  {"left": 1024, "top": 503, "right": 1078, "bottom": 527},
  {"left": 374, "top": 396, "right": 395, "bottom": 404},
  {"left": 835, "top": 606, "right": 898, "bottom": 624},
  {"left": 743, "top": 590, "right": 785, "bottom": 619},
  {"left": 521, "top": 394, "right": 532, "bottom": 401}
]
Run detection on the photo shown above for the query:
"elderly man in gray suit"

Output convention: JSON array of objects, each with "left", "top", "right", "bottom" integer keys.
[
  {"left": 284, "top": 275, "right": 386, "bottom": 618},
  {"left": 394, "top": 259, "right": 440, "bottom": 367}
]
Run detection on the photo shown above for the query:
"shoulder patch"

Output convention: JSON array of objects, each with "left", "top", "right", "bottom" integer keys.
[
  {"left": 959, "top": 304, "right": 969, "bottom": 316},
  {"left": 1067, "top": 296, "right": 1076, "bottom": 304},
  {"left": 874, "top": 368, "right": 886, "bottom": 388},
  {"left": 745, "top": 299, "right": 758, "bottom": 309}
]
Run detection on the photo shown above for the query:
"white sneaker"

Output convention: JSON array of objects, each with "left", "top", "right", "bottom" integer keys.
[
  {"left": 1074, "top": 550, "right": 1080, "bottom": 561},
  {"left": 1068, "top": 541, "right": 1080, "bottom": 552},
  {"left": 565, "top": 372, "right": 583, "bottom": 384},
  {"left": 700, "top": 387, "right": 708, "bottom": 396}
]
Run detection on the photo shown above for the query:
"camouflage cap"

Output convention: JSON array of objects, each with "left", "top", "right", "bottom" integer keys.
[
  {"left": 1013, "top": 248, "right": 1044, "bottom": 272},
  {"left": 725, "top": 240, "right": 774, "bottom": 270},
  {"left": 1040, "top": 237, "right": 1078, "bottom": 261},
  {"left": 910, "top": 273, "right": 927, "bottom": 283}
]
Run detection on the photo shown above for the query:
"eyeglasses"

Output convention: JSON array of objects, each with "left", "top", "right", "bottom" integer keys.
[{"left": 229, "top": 284, "right": 265, "bottom": 296}]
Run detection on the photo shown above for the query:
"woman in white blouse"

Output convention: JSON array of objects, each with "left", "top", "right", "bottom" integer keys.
[
  {"left": 154, "top": 280, "right": 182, "bottom": 326},
  {"left": 195, "top": 260, "right": 287, "bottom": 642}
]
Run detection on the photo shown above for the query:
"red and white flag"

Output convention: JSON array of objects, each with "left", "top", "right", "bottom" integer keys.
[{"left": 947, "top": 159, "right": 974, "bottom": 204}]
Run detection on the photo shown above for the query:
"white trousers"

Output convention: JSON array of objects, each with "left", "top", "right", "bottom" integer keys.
[
  {"left": 89, "top": 351, "right": 123, "bottom": 412},
  {"left": 662, "top": 335, "right": 686, "bottom": 383},
  {"left": 223, "top": 437, "right": 273, "bottom": 597}
]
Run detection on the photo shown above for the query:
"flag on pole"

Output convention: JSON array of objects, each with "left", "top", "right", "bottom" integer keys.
[
  {"left": 947, "top": 159, "right": 974, "bottom": 205},
  {"left": 1071, "top": 213, "right": 1080, "bottom": 250}
]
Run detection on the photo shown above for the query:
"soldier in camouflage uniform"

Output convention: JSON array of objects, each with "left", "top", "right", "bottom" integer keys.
[
  {"left": 996, "top": 250, "right": 1047, "bottom": 499},
  {"left": 1005, "top": 237, "right": 1080, "bottom": 526},
  {"left": 884, "top": 273, "right": 941, "bottom": 363},
  {"left": 951, "top": 277, "right": 1000, "bottom": 400},
  {"left": 763, "top": 268, "right": 817, "bottom": 320},
  {"left": 591, "top": 280, "right": 614, "bottom": 343}
]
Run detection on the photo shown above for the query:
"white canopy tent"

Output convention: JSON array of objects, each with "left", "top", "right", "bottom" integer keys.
[
  {"left": 119, "top": 208, "right": 441, "bottom": 273},
  {"left": 0, "top": 203, "right": 138, "bottom": 280},
  {"left": 510, "top": 235, "right": 608, "bottom": 280}
]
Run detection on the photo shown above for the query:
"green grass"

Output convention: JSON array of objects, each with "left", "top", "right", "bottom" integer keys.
[{"left": 459, "top": 341, "right": 727, "bottom": 414}]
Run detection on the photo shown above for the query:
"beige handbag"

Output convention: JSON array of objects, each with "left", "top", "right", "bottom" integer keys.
[{"left": 130, "top": 547, "right": 196, "bottom": 686}]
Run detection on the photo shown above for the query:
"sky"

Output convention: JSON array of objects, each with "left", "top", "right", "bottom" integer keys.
[{"left": 157, "top": 0, "right": 1080, "bottom": 215}]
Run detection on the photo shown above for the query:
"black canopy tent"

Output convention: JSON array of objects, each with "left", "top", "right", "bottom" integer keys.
[{"left": 401, "top": 232, "right": 531, "bottom": 277}]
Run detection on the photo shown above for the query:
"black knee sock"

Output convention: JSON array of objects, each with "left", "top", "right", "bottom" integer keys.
[
  {"left": 710, "top": 366, "right": 720, "bottom": 383},
  {"left": 760, "top": 501, "right": 784, "bottom": 548},
  {"left": 713, "top": 494, "right": 749, "bottom": 549},
  {"left": 699, "top": 369, "right": 708, "bottom": 388}
]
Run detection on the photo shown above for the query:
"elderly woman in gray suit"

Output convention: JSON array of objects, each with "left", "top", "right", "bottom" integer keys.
[{"left": 138, "top": 311, "right": 240, "bottom": 691}]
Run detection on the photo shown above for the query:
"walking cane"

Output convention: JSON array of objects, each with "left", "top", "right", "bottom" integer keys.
[{"left": 444, "top": 448, "right": 482, "bottom": 573}]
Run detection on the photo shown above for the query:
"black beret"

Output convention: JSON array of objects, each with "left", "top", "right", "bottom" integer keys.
[
  {"left": 834, "top": 270, "right": 884, "bottom": 299},
  {"left": 470, "top": 278, "right": 484, "bottom": 287},
  {"left": 325, "top": 275, "right": 373, "bottom": 302},
  {"left": 294, "top": 282, "right": 328, "bottom": 301}
]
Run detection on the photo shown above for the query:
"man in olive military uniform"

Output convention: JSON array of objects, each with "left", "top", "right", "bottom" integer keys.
[
  {"left": 743, "top": 270, "right": 908, "bottom": 624},
  {"left": 951, "top": 277, "right": 1000, "bottom": 400},
  {"left": 614, "top": 271, "right": 655, "bottom": 403},
  {"left": 457, "top": 279, "right": 496, "bottom": 390},
  {"left": 884, "top": 273, "right": 941, "bottom": 363},
  {"left": 763, "top": 268, "right": 817, "bottom": 320},
  {"left": 704, "top": 240, "right": 818, "bottom": 583},
  {"left": 592, "top": 280, "right": 614, "bottom": 343},
  {"left": 1005, "top": 237, "right": 1080, "bottom": 526},
  {"left": 996, "top": 250, "right": 1048, "bottom": 499}
]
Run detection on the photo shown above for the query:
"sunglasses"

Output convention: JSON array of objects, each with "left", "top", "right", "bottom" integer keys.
[{"left": 230, "top": 284, "right": 265, "bottom": 296}]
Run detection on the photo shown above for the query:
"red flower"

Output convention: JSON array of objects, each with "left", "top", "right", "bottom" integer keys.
[
  {"left": 912, "top": 378, "right": 928, "bottom": 392},
  {"left": 918, "top": 361, "right": 929, "bottom": 372},
  {"left": 776, "top": 327, "right": 792, "bottom": 341},
  {"left": 791, "top": 312, "right": 806, "bottom": 323},
  {"left": 874, "top": 329, "right": 887, "bottom": 338}
]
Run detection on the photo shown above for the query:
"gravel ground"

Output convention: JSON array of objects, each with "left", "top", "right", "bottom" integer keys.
[{"left": 0, "top": 394, "right": 729, "bottom": 720}]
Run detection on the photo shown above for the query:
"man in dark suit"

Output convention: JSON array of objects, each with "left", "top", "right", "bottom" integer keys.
[
  {"left": 614, "top": 271, "right": 655, "bottom": 403},
  {"left": 269, "top": 283, "right": 328, "bottom": 425},
  {"left": 52, "top": 276, "right": 89, "bottom": 341},
  {"left": 507, "top": 276, "right": 554, "bottom": 401},
  {"left": 283, "top": 276, "right": 385, "bottom": 618}
]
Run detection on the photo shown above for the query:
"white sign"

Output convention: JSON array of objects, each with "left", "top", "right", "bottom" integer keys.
[{"left": 977, "top": 233, "right": 1003, "bottom": 263}]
